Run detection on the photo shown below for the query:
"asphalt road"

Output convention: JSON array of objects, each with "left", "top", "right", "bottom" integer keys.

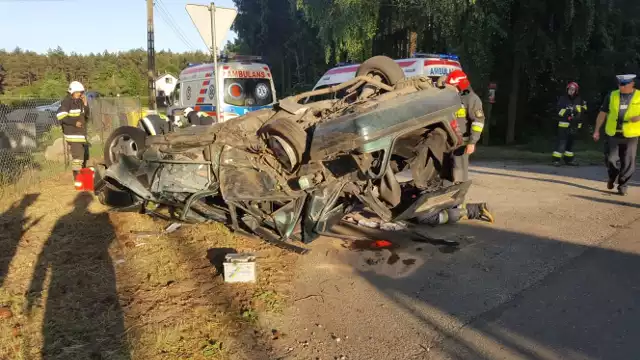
[{"left": 265, "top": 162, "right": 640, "bottom": 360}]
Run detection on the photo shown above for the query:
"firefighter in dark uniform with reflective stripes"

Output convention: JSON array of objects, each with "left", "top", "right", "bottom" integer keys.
[
  {"left": 184, "top": 107, "right": 216, "bottom": 126},
  {"left": 552, "top": 81, "right": 587, "bottom": 166},
  {"left": 416, "top": 70, "right": 494, "bottom": 226},
  {"left": 139, "top": 112, "right": 171, "bottom": 135},
  {"left": 445, "top": 69, "right": 486, "bottom": 182},
  {"left": 56, "top": 81, "right": 90, "bottom": 180}
]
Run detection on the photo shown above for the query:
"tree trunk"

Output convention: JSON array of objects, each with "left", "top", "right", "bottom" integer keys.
[{"left": 506, "top": 53, "right": 521, "bottom": 144}]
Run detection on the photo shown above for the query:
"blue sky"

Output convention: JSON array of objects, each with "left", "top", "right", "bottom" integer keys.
[{"left": 0, "top": 0, "right": 238, "bottom": 54}]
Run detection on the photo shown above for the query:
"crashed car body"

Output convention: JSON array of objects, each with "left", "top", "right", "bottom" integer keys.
[{"left": 97, "top": 56, "right": 470, "bottom": 251}]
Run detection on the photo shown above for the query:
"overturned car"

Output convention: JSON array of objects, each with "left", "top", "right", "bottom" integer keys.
[{"left": 96, "top": 56, "right": 470, "bottom": 252}]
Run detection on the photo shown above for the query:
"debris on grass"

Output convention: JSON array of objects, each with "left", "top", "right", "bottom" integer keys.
[{"left": 0, "top": 307, "right": 13, "bottom": 320}]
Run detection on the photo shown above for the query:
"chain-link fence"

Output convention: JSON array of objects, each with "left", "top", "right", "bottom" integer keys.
[{"left": 0, "top": 97, "right": 144, "bottom": 197}]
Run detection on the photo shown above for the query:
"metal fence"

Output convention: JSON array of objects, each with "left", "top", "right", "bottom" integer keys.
[{"left": 0, "top": 97, "right": 144, "bottom": 197}]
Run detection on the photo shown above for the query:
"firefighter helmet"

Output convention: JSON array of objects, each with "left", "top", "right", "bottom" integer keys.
[
  {"left": 566, "top": 81, "right": 579, "bottom": 93},
  {"left": 68, "top": 81, "right": 85, "bottom": 94},
  {"left": 445, "top": 70, "right": 470, "bottom": 92}
]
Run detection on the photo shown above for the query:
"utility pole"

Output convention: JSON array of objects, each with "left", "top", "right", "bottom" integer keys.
[
  {"left": 147, "top": 0, "right": 157, "bottom": 111},
  {"left": 210, "top": 2, "right": 221, "bottom": 122}
]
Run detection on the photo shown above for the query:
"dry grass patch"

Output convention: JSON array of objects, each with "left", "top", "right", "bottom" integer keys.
[{"left": 0, "top": 179, "right": 301, "bottom": 360}]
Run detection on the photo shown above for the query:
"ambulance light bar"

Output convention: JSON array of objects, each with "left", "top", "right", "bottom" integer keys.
[
  {"left": 222, "top": 53, "right": 264, "bottom": 63},
  {"left": 412, "top": 52, "right": 460, "bottom": 61}
]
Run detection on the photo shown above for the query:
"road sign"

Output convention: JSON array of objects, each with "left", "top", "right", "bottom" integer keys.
[
  {"left": 186, "top": 3, "right": 238, "bottom": 123},
  {"left": 186, "top": 3, "right": 237, "bottom": 53}
]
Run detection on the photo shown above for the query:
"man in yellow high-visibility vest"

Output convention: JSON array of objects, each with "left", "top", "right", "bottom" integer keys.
[{"left": 593, "top": 74, "right": 640, "bottom": 196}]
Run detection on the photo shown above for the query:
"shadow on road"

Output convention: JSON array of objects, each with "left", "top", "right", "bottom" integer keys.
[
  {"left": 25, "top": 193, "right": 129, "bottom": 360},
  {"left": 0, "top": 193, "right": 41, "bottom": 286},
  {"left": 470, "top": 168, "right": 612, "bottom": 194},
  {"left": 571, "top": 194, "right": 640, "bottom": 209},
  {"left": 337, "top": 217, "right": 640, "bottom": 359},
  {"left": 471, "top": 163, "right": 639, "bottom": 189}
]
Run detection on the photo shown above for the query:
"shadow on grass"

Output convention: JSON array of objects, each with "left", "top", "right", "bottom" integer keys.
[
  {"left": 25, "top": 193, "right": 129, "bottom": 360},
  {"left": 0, "top": 193, "right": 41, "bottom": 287}
]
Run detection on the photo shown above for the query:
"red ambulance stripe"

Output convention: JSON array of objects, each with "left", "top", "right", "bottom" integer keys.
[
  {"left": 424, "top": 59, "right": 459, "bottom": 66},
  {"left": 200, "top": 88, "right": 207, "bottom": 94},
  {"left": 194, "top": 106, "right": 200, "bottom": 111},
  {"left": 325, "top": 65, "right": 360, "bottom": 75},
  {"left": 182, "top": 65, "right": 214, "bottom": 75},
  {"left": 202, "top": 80, "right": 210, "bottom": 86},
  {"left": 396, "top": 60, "right": 416, "bottom": 67},
  {"left": 197, "top": 97, "right": 205, "bottom": 103}
]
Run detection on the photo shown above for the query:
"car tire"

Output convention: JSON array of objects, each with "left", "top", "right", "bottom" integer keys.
[
  {"left": 355, "top": 56, "right": 405, "bottom": 87},
  {"left": 259, "top": 116, "right": 307, "bottom": 172},
  {"left": 103, "top": 126, "right": 147, "bottom": 167}
]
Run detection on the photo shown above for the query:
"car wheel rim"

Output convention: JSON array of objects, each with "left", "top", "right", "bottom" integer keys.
[
  {"left": 268, "top": 135, "right": 298, "bottom": 171},
  {"left": 109, "top": 135, "right": 139, "bottom": 164}
]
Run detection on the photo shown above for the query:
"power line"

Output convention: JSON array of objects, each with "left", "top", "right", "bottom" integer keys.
[
  {"left": 157, "top": 0, "right": 197, "bottom": 49},
  {"left": 154, "top": 0, "right": 200, "bottom": 51}
]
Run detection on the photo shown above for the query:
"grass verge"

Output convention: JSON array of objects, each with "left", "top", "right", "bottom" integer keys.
[{"left": 0, "top": 179, "right": 300, "bottom": 360}]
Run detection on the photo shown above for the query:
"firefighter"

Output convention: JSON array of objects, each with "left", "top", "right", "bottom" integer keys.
[
  {"left": 184, "top": 107, "right": 216, "bottom": 126},
  {"left": 444, "top": 69, "right": 486, "bottom": 182},
  {"left": 552, "top": 82, "right": 587, "bottom": 166},
  {"left": 593, "top": 74, "right": 640, "bottom": 196},
  {"left": 139, "top": 112, "right": 171, "bottom": 135},
  {"left": 419, "top": 70, "right": 494, "bottom": 225},
  {"left": 56, "top": 81, "right": 90, "bottom": 180}
]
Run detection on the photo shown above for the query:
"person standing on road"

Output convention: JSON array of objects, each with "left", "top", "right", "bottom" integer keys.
[
  {"left": 593, "top": 74, "right": 640, "bottom": 196},
  {"left": 552, "top": 82, "right": 587, "bottom": 166},
  {"left": 414, "top": 71, "right": 494, "bottom": 226},
  {"left": 444, "top": 69, "right": 486, "bottom": 182},
  {"left": 56, "top": 81, "right": 90, "bottom": 181}
]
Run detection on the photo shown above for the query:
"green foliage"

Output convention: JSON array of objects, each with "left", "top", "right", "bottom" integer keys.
[
  {"left": 231, "top": 0, "right": 328, "bottom": 96},
  {"left": 37, "top": 126, "right": 64, "bottom": 152},
  {"left": 0, "top": 48, "right": 211, "bottom": 97},
  {"left": 37, "top": 71, "right": 67, "bottom": 98},
  {"left": 201, "top": 339, "right": 223, "bottom": 357}
]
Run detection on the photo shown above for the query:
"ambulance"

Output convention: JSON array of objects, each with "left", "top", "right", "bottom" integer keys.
[
  {"left": 304, "top": 53, "right": 463, "bottom": 103},
  {"left": 168, "top": 55, "right": 278, "bottom": 123}
]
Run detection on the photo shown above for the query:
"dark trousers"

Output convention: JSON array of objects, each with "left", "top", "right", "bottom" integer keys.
[
  {"left": 553, "top": 127, "right": 576, "bottom": 163},
  {"left": 452, "top": 146, "right": 469, "bottom": 183},
  {"left": 68, "top": 142, "right": 89, "bottom": 172},
  {"left": 606, "top": 136, "right": 638, "bottom": 189}
]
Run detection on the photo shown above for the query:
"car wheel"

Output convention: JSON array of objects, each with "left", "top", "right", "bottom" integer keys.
[
  {"left": 259, "top": 116, "right": 307, "bottom": 172},
  {"left": 355, "top": 55, "right": 405, "bottom": 87},
  {"left": 103, "top": 126, "right": 147, "bottom": 167}
]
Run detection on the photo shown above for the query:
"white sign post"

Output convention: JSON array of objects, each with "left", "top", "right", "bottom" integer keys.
[{"left": 186, "top": 3, "right": 237, "bottom": 122}]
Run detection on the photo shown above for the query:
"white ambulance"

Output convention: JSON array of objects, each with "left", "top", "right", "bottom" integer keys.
[
  {"left": 168, "top": 55, "right": 278, "bottom": 123},
  {"left": 304, "top": 53, "right": 463, "bottom": 103}
]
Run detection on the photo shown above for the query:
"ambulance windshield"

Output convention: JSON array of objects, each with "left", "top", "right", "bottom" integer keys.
[{"left": 223, "top": 78, "right": 273, "bottom": 107}]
